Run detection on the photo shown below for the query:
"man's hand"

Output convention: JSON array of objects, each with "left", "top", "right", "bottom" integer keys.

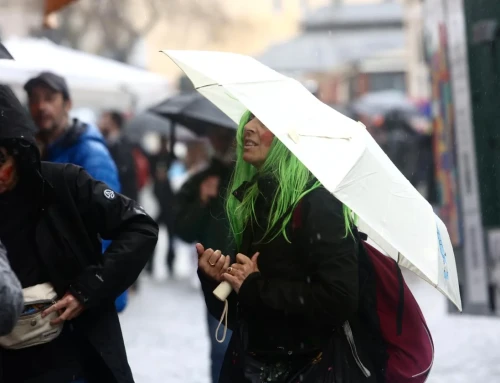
[
  {"left": 223, "top": 252, "right": 260, "bottom": 294},
  {"left": 42, "top": 292, "right": 85, "bottom": 325}
]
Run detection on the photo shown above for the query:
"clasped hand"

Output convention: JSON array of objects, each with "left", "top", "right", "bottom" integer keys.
[{"left": 197, "top": 243, "right": 260, "bottom": 293}]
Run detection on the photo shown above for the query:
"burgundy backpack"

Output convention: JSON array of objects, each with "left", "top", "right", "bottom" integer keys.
[{"left": 292, "top": 202, "right": 434, "bottom": 383}]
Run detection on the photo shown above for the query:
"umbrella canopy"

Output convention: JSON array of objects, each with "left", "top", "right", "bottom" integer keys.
[
  {"left": 149, "top": 91, "right": 237, "bottom": 135},
  {"left": 124, "top": 112, "right": 196, "bottom": 142},
  {"left": 161, "top": 50, "right": 462, "bottom": 311},
  {"left": 0, "top": 43, "right": 13, "bottom": 60}
]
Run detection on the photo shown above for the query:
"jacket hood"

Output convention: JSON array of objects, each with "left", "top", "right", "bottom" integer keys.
[
  {"left": 0, "top": 85, "right": 40, "bottom": 168},
  {"left": 0, "top": 85, "right": 37, "bottom": 145}
]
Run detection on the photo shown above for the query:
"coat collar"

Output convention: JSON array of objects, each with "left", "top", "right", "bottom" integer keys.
[
  {"left": 232, "top": 175, "right": 319, "bottom": 203},
  {"left": 232, "top": 174, "right": 278, "bottom": 203}
]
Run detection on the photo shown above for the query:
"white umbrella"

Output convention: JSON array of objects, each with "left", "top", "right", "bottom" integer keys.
[{"left": 161, "top": 50, "right": 462, "bottom": 311}]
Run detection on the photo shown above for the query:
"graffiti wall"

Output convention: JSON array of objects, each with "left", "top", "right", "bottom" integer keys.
[{"left": 423, "top": 0, "right": 462, "bottom": 247}]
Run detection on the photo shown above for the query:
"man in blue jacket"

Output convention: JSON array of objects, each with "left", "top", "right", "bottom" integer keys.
[{"left": 24, "top": 71, "right": 128, "bottom": 312}]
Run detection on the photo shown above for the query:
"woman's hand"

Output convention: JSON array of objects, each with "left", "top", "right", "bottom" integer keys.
[
  {"left": 41, "top": 292, "right": 85, "bottom": 325},
  {"left": 197, "top": 243, "right": 230, "bottom": 282},
  {"left": 223, "top": 252, "right": 260, "bottom": 294}
]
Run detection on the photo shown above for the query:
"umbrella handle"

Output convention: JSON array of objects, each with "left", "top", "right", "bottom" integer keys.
[{"left": 213, "top": 281, "right": 233, "bottom": 302}]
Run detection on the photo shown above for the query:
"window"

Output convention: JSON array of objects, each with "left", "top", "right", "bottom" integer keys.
[{"left": 368, "top": 72, "right": 407, "bottom": 93}]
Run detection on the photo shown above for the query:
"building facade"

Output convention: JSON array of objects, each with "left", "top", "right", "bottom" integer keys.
[
  {"left": 257, "top": 0, "right": 407, "bottom": 104},
  {"left": 403, "top": 0, "right": 430, "bottom": 100}
]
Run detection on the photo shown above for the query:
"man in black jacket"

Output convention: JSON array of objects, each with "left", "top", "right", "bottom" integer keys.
[
  {"left": 148, "top": 135, "right": 176, "bottom": 276},
  {"left": 98, "top": 110, "right": 138, "bottom": 202},
  {"left": 0, "top": 86, "right": 158, "bottom": 382}
]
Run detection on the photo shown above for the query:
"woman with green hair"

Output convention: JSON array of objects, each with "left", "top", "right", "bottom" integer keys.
[{"left": 197, "top": 111, "right": 376, "bottom": 383}]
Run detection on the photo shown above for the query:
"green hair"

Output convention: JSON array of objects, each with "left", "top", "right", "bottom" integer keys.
[{"left": 226, "top": 110, "right": 355, "bottom": 249}]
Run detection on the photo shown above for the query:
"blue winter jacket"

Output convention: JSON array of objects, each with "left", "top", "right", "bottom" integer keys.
[{"left": 44, "top": 119, "right": 128, "bottom": 312}]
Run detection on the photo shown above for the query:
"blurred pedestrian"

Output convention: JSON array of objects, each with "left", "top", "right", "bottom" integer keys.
[
  {"left": 0, "top": 241, "right": 23, "bottom": 336},
  {"left": 24, "top": 72, "right": 119, "bottom": 190},
  {"left": 99, "top": 110, "right": 142, "bottom": 292},
  {"left": 98, "top": 111, "right": 138, "bottom": 202},
  {"left": 171, "top": 139, "right": 211, "bottom": 192},
  {"left": 0, "top": 84, "right": 158, "bottom": 383},
  {"left": 174, "top": 127, "right": 234, "bottom": 383},
  {"left": 131, "top": 143, "right": 151, "bottom": 193},
  {"left": 24, "top": 71, "right": 129, "bottom": 313},
  {"left": 148, "top": 135, "right": 176, "bottom": 277}
]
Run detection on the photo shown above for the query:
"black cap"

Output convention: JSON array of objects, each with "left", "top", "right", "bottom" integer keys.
[{"left": 24, "top": 71, "right": 70, "bottom": 100}]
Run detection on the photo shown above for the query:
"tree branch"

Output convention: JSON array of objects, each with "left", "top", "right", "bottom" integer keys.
[{"left": 35, "top": 0, "right": 234, "bottom": 62}]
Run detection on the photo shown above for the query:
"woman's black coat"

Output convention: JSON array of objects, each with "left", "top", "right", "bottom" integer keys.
[{"left": 199, "top": 177, "right": 378, "bottom": 382}]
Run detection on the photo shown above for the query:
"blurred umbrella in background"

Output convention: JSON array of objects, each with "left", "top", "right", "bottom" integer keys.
[
  {"left": 124, "top": 111, "right": 196, "bottom": 143},
  {"left": 349, "top": 91, "right": 432, "bottom": 188},
  {"left": 149, "top": 91, "right": 237, "bottom": 136},
  {"left": 350, "top": 90, "right": 430, "bottom": 138},
  {"left": 0, "top": 43, "right": 13, "bottom": 59},
  {"left": 149, "top": 91, "right": 237, "bottom": 160},
  {"left": 351, "top": 90, "right": 420, "bottom": 116}
]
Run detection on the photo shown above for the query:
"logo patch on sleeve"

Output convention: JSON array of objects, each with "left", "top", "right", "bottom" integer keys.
[{"left": 103, "top": 189, "right": 116, "bottom": 200}]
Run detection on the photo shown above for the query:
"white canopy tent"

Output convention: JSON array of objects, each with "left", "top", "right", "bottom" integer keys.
[{"left": 0, "top": 37, "right": 171, "bottom": 111}]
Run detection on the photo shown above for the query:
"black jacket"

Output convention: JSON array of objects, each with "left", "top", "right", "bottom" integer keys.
[
  {"left": 107, "top": 135, "right": 139, "bottom": 202},
  {"left": 0, "top": 85, "right": 159, "bottom": 382},
  {"left": 150, "top": 151, "right": 175, "bottom": 225},
  {"left": 174, "top": 158, "right": 233, "bottom": 252},
  {"left": 199, "top": 177, "right": 377, "bottom": 382}
]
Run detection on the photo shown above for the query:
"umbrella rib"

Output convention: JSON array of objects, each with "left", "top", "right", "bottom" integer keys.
[
  {"left": 196, "top": 83, "right": 218, "bottom": 90},
  {"left": 195, "top": 79, "right": 289, "bottom": 91}
]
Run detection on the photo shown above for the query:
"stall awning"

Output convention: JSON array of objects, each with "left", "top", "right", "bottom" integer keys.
[{"left": 0, "top": 37, "right": 171, "bottom": 110}]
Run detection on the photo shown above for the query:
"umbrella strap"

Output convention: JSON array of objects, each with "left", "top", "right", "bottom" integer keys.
[
  {"left": 395, "top": 263, "right": 405, "bottom": 336},
  {"left": 215, "top": 299, "right": 229, "bottom": 344}
]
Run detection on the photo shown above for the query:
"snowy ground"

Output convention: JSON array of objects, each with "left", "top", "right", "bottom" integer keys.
[{"left": 120, "top": 188, "right": 500, "bottom": 382}]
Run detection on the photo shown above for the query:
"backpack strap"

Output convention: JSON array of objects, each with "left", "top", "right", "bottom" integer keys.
[
  {"left": 395, "top": 262, "right": 405, "bottom": 335},
  {"left": 292, "top": 200, "right": 304, "bottom": 232}
]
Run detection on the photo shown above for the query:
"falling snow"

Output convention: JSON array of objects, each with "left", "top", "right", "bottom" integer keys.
[
  {"left": 121, "top": 191, "right": 500, "bottom": 383},
  {"left": 120, "top": 239, "right": 500, "bottom": 383}
]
